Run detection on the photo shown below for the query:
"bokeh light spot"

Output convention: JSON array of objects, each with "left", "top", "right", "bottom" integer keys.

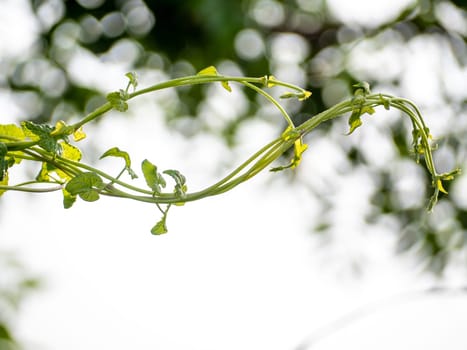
[
  {"left": 76, "top": 0, "right": 105, "bottom": 9},
  {"left": 79, "top": 15, "right": 102, "bottom": 44},
  {"left": 125, "top": 4, "right": 155, "bottom": 36},
  {"left": 101, "top": 12, "right": 126, "bottom": 38},
  {"left": 251, "top": 0, "right": 285, "bottom": 27},
  {"left": 234, "top": 29, "right": 264, "bottom": 61},
  {"left": 269, "top": 33, "right": 309, "bottom": 63},
  {"left": 36, "top": 0, "right": 65, "bottom": 31}
]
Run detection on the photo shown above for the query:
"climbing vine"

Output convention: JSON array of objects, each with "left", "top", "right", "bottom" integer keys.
[{"left": 0, "top": 67, "right": 460, "bottom": 234}]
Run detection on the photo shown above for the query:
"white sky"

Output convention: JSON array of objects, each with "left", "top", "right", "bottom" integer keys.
[{"left": 1, "top": 1, "right": 467, "bottom": 350}]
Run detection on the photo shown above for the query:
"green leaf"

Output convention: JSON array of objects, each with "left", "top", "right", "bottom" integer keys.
[
  {"left": 162, "top": 169, "right": 186, "bottom": 187},
  {"left": 65, "top": 172, "right": 103, "bottom": 202},
  {"left": 197, "top": 66, "right": 218, "bottom": 76},
  {"left": 36, "top": 143, "right": 82, "bottom": 181},
  {"left": 271, "top": 137, "right": 308, "bottom": 172},
  {"left": 346, "top": 92, "right": 375, "bottom": 135},
  {"left": 79, "top": 190, "right": 100, "bottom": 202},
  {"left": 100, "top": 147, "right": 138, "bottom": 179},
  {"left": 221, "top": 81, "right": 232, "bottom": 92},
  {"left": 61, "top": 143, "right": 82, "bottom": 162},
  {"left": 21, "top": 121, "right": 52, "bottom": 139},
  {"left": 62, "top": 188, "right": 77, "bottom": 209},
  {"left": 106, "top": 90, "right": 128, "bottom": 112},
  {"left": 271, "top": 127, "right": 308, "bottom": 172},
  {"left": 101, "top": 147, "right": 130, "bottom": 166},
  {"left": 21, "top": 121, "right": 62, "bottom": 154},
  {"left": 73, "top": 127, "right": 86, "bottom": 141},
  {"left": 151, "top": 204, "right": 171, "bottom": 235},
  {"left": 163, "top": 169, "right": 187, "bottom": 197},
  {"left": 36, "top": 162, "right": 51, "bottom": 182},
  {"left": 197, "top": 66, "right": 231, "bottom": 92},
  {"left": 125, "top": 71, "right": 138, "bottom": 92},
  {"left": 0, "top": 171, "right": 8, "bottom": 196},
  {"left": 411, "top": 127, "right": 430, "bottom": 162},
  {"left": 55, "top": 143, "right": 82, "bottom": 180},
  {"left": 347, "top": 110, "right": 363, "bottom": 135},
  {"left": 51, "top": 120, "right": 72, "bottom": 137},
  {"left": 142, "top": 159, "right": 166, "bottom": 193},
  {"left": 353, "top": 81, "right": 371, "bottom": 95},
  {"left": 436, "top": 169, "right": 462, "bottom": 195},
  {"left": 0, "top": 124, "right": 25, "bottom": 141},
  {"left": 151, "top": 217, "right": 168, "bottom": 235}
]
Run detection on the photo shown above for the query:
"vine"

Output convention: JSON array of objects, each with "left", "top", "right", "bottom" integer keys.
[{"left": 0, "top": 66, "right": 460, "bottom": 234}]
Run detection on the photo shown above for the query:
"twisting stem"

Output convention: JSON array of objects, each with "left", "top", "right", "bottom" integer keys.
[{"left": 0, "top": 70, "right": 459, "bottom": 233}]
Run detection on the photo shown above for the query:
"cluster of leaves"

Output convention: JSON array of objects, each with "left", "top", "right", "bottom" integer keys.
[{"left": 0, "top": 68, "right": 459, "bottom": 234}]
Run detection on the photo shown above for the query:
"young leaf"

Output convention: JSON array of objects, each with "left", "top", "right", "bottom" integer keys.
[
  {"left": 281, "top": 126, "right": 301, "bottom": 141},
  {"left": 280, "top": 90, "right": 312, "bottom": 101},
  {"left": 379, "top": 94, "right": 391, "bottom": 110},
  {"left": 21, "top": 121, "right": 62, "bottom": 154},
  {"left": 270, "top": 138, "right": 308, "bottom": 172},
  {"left": 0, "top": 172, "right": 8, "bottom": 196},
  {"left": 298, "top": 90, "right": 312, "bottom": 101},
  {"left": 262, "top": 75, "right": 278, "bottom": 88},
  {"left": 436, "top": 179, "right": 448, "bottom": 194},
  {"left": 35, "top": 143, "right": 80, "bottom": 182},
  {"left": 106, "top": 90, "right": 128, "bottom": 112},
  {"left": 346, "top": 90, "right": 375, "bottom": 135},
  {"left": 65, "top": 172, "right": 103, "bottom": 202},
  {"left": 347, "top": 110, "right": 363, "bottom": 135},
  {"left": 291, "top": 139, "right": 308, "bottom": 169},
  {"left": 100, "top": 147, "right": 138, "bottom": 179},
  {"left": 151, "top": 217, "right": 168, "bottom": 235},
  {"left": 51, "top": 120, "right": 69, "bottom": 136},
  {"left": 36, "top": 162, "right": 51, "bottom": 182},
  {"left": 163, "top": 169, "right": 187, "bottom": 197},
  {"left": 125, "top": 71, "right": 138, "bottom": 92},
  {"left": 0, "top": 124, "right": 25, "bottom": 141},
  {"left": 21, "top": 121, "right": 52, "bottom": 139},
  {"left": 101, "top": 147, "right": 130, "bottom": 166},
  {"left": 73, "top": 127, "right": 86, "bottom": 141},
  {"left": 197, "top": 66, "right": 218, "bottom": 76},
  {"left": 197, "top": 66, "right": 231, "bottom": 92},
  {"left": 352, "top": 81, "right": 371, "bottom": 95},
  {"left": 221, "top": 81, "right": 232, "bottom": 92},
  {"left": 61, "top": 143, "right": 82, "bottom": 162},
  {"left": 151, "top": 204, "right": 171, "bottom": 235},
  {"left": 53, "top": 143, "right": 82, "bottom": 180},
  {"left": 271, "top": 127, "right": 308, "bottom": 171},
  {"left": 436, "top": 169, "right": 461, "bottom": 195},
  {"left": 142, "top": 159, "right": 166, "bottom": 193},
  {"left": 62, "top": 188, "right": 77, "bottom": 209}
]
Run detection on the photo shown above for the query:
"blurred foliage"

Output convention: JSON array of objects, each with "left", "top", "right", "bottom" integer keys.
[
  {"left": 3, "top": 0, "right": 467, "bottom": 274},
  {"left": 1, "top": 0, "right": 466, "bottom": 345},
  {"left": 0, "top": 252, "right": 41, "bottom": 350}
]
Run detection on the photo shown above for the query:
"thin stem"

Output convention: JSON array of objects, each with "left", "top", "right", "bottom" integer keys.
[
  {"left": 70, "top": 102, "right": 113, "bottom": 131},
  {"left": 0, "top": 184, "right": 62, "bottom": 193},
  {"left": 58, "top": 157, "right": 157, "bottom": 196},
  {"left": 241, "top": 81, "right": 295, "bottom": 127}
]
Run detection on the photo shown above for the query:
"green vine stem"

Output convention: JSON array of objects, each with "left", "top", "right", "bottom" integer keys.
[{"left": 0, "top": 67, "right": 460, "bottom": 234}]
